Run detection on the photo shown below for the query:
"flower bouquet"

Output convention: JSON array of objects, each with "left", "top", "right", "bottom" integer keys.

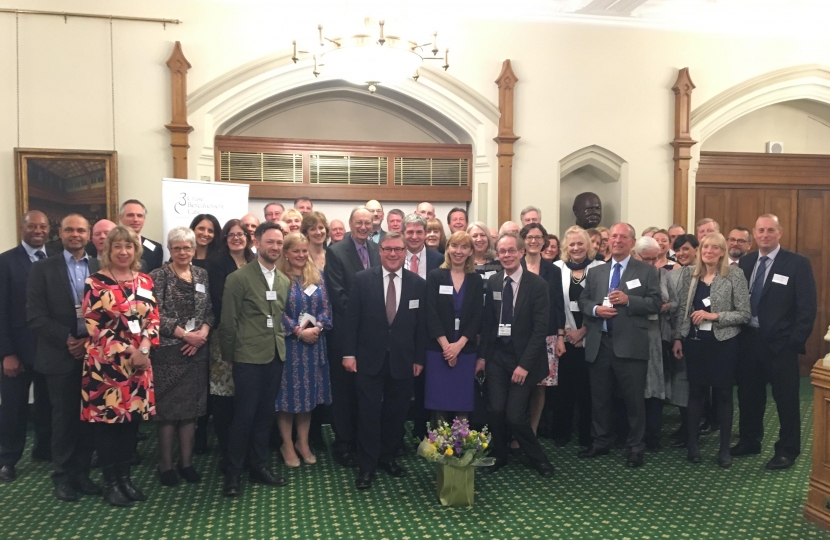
[{"left": 417, "top": 418, "right": 495, "bottom": 507}]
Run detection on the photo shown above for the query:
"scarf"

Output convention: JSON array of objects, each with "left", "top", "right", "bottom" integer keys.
[{"left": 565, "top": 257, "right": 592, "bottom": 271}]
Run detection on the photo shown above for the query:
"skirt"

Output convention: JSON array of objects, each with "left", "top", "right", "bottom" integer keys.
[
  {"left": 152, "top": 344, "right": 209, "bottom": 422},
  {"left": 538, "top": 336, "right": 559, "bottom": 387},
  {"left": 424, "top": 350, "right": 476, "bottom": 412},
  {"left": 684, "top": 333, "right": 739, "bottom": 388}
]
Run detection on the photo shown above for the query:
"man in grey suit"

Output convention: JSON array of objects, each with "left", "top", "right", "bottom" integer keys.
[{"left": 578, "top": 223, "right": 662, "bottom": 467}]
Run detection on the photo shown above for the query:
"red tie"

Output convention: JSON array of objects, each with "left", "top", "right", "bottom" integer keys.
[{"left": 410, "top": 254, "right": 419, "bottom": 274}]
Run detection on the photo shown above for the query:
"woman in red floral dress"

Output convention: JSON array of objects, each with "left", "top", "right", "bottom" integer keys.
[{"left": 82, "top": 225, "right": 159, "bottom": 507}]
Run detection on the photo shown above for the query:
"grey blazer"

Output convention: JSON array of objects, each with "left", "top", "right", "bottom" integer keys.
[
  {"left": 673, "top": 264, "right": 750, "bottom": 342},
  {"left": 578, "top": 257, "right": 662, "bottom": 362}
]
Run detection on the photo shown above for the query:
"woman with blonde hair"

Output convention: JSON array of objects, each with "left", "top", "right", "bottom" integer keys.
[
  {"left": 467, "top": 221, "right": 502, "bottom": 279},
  {"left": 425, "top": 218, "right": 447, "bottom": 254},
  {"left": 424, "top": 231, "right": 483, "bottom": 420},
  {"left": 282, "top": 209, "right": 304, "bottom": 234},
  {"left": 672, "top": 232, "right": 750, "bottom": 467},
  {"left": 82, "top": 225, "right": 159, "bottom": 506},
  {"left": 301, "top": 211, "right": 329, "bottom": 271},
  {"left": 595, "top": 227, "right": 610, "bottom": 261},
  {"left": 275, "top": 233, "right": 332, "bottom": 467}
]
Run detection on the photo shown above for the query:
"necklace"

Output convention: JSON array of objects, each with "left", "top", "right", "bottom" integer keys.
[{"left": 171, "top": 263, "right": 192, "bottom": 283}]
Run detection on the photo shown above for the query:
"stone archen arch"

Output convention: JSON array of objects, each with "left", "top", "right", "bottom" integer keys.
[{"left": 558, "top": 144, "right": 629, "bottom": 233}]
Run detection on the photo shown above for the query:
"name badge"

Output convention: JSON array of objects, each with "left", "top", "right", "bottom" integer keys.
[
  {"left": 304, "top": 285, "right": 318, "bottom": 296},
  {"left": 455, "top": 318, "right": 460, "bottom": 331},
  {"left": 626, "top": 279, "right": 641, "bottom": 290},
  {"left": 702, "top": 297, "right": 711, "bottom": 307},
  {"left": 439, "top": 285, "right": 454, "bottom": 295},
  {"left": 128, "top": 320, "right": 141, "bottom": 334},
  {"left": 266, "top": 316, "right": 274, "bottom": 328},
  {"left": 195, "top": 283, "right": 206, "bottom": 293},
  {"left": 570, "top": 301, "right": 579, "bottom": 312},
  {"left": 493, "top": 291, "right": 502, "bottom": 301},
  {"left": 648, "top": 314, "right": 659, "bottom": 321},
  {"left": 136, "top": 287, "right": 153, "bottom": 300},
  {"left": 75, "top": 305, "right": 84, "bottom": 319},
  {"left": 498, "top": 324, "right": 512, "bottom": 337},
  {"left": 772, "top": 273, "right": 789, "bottom": 285},
  {"left": 266, "top": 290, "right": 277, "bottom": 301},
  {"left": 602, "top": 297, "right": 613, "bottom": 308},
  {"left": 409, "top": 299, "right": 419, "bottom": 309},
  {"left": 142, "top": 239, "right": 156, "bottom": 251},
  {"left": 483, "top": 271, "right": 496, "bottom": 279},
  {"left": 699, "top": 321, "right": 713, "bottom": 331},
  {"left": 185, "top": 318, "right": 196, "bottom": 332}
]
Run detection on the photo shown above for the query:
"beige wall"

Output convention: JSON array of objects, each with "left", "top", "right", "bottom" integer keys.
[
  {"left": 2, "top": 0, "right": 830, "bottom": 249},
  {"left": 702, "top": 102, "right": 830, "bottom": 154}
]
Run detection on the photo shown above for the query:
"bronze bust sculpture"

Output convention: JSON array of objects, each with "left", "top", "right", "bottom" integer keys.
[{"left": 573, "top": 192, "right": 602, "bottom": 229}]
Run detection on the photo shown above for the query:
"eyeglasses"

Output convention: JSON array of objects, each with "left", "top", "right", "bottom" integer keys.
[
  {"left": 525, "top": 235, "right": 544, "bottom": 241},
  {"left": 497, "top": 248, "right": 519, "bottom": 256},
  {"left": 380, "top": 247, "right": 406, "bottom": 254},
  {"left": 353, "top": 221, "right": 373, "bottom": 227},
  {"left": 640, "top": 257, "right": 658, "bottom": 263},
  {"left": 170, "top": 246, "right": 193, "bottom": 253},
  {"left": 227, "top": 232, "right": 246, "bottom": 239},
  {"left": 727, "top": 238, "right": 749, "bottom": 244}
]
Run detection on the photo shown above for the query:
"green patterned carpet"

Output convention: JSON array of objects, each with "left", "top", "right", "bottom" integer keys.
[{"left": 0, "top": 379, "right": 825, "bottom": 540}]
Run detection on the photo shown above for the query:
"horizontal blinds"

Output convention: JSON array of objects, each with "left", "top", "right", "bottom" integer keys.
[
  {"left": 219, "top": 151, "right": 302, "bottom": 183},
  {"left": 394, "top": 157, "right": 469, "bottom": 186},
  {"left": 310, "top": 155, "right": 387, "bottom": 185}
]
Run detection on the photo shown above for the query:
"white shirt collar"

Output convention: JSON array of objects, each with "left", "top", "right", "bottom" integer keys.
[
  {"left": 504, "top": 264, "right": 523, "bottom": 284},
  {"left": 761, "top": 244, "right": 781, "bottom": 261},
  {"left": 407, "top": 246, "right": 425, "bottom": 261},
  {"left": 21, "top": 241, "right": 43, "bottom": 258},
  {"left": 382, "top": 267, "right": 401, "bottom": 279}
]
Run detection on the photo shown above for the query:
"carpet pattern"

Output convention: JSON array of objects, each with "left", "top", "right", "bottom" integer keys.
[{"left": 0, "top": 379, "right": 824, "bottom": 540}]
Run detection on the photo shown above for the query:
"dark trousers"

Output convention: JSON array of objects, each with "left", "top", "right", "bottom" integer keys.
[
  {"left": 737, "top": 329, "right": 801, "bottom": 458},
  {"left": 328, "top": 336, "right": 358, "bottom": 454},
  {"left": 45, "top": 369, "right": 93, "bottom": 484},
  {"left": 645, "top": 398, "right": 663, "bottom": 441},
  {"left": 0, "top": 367, "right": 51, "bottom": 466},
  {"left": 548, "top": 343, "right": 592, "bottom": 446},
  {"left": 354, "top": 358, "right": 413, "bottom": 474},
  {"left": 210, "top": 395, "right": 235, "bottom": 465},
  {"left": 410, "top": 371, "right": 430, "bottom": 438},
  {"left": 487, "top": 349, "right": 550, "bottom": 466},
  {"left": 589, "top": 334, "right": 648, "bottom": 454},
  {"left": 228, "top": 359, "right": 283, "bottom": 473},
  {"left": 93, "top": 421, "right": 138, "bottom": 469}
]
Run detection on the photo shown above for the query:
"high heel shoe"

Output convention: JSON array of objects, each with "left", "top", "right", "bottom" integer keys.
[
  {"left": 280, "top": 445, "right": 301, "bottom": 468},
  {"left": 295, "top": 443, "right": 317, "bottom": 465}
]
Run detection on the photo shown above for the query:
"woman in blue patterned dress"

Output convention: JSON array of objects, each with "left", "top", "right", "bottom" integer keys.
[{"left": 275, "top": 233, "right": 332, "bottom": 467}]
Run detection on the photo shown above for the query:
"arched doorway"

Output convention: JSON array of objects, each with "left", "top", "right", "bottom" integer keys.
[{"left": 558, "top": 144, "right": 627, "bottom": 236}]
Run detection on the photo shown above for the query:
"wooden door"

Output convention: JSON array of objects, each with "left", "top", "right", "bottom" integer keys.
[
  {"left": 797, "top": 190, "right": 830, "bottom": 369},
  {"left": 695, "top": 187, "right": 795, "bottom": 249}
]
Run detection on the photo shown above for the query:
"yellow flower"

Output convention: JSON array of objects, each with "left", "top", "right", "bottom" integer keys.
[
  {"left": 445, "top": 448, "right": 454, "bottom": 456},
  {"left": 482, "top": 443, "right": 488, "bottom": 449}
]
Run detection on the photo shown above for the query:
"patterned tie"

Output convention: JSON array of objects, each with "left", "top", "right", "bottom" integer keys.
[
  {"left": 358, "top": 245, "right": 369, "bottom": 269},
  {"left": 607, "top": 262, "right": 622, "bottom": 332},
  {"left": 750, "top": 256, "right": 769, "bottom": 317},
  {"left": 410, "top": 253, "right": 419, "bottom": 274},
  {"left": 500, "top": 276, "right": 513, "bottom": 343},
  {"left": 386, "top": 272, "right": 397, "bottom": 325},
  {"left": 35, "top": 250, "right": 46, "bottom": 260}
]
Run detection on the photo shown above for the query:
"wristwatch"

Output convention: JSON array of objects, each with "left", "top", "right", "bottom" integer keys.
[{"left": 139, "top": 346, "right": 150, "bottom": 355}]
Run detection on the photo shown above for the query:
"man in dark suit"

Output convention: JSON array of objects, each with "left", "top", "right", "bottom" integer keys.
[
  {"left": 732, "top": 214, "right": 817, "bottom": 470},
  {"left": 0, "top": 210, "right": 52, "bottom": 482},
  {"left": 402, "top": 213, "right": 445, "bottom": 440},
  {"left": 366, "top": 200, "right": 386, "bottom": 244},
  {"left": 342, "top": 232, "right": 426, "bottom": 489},
  {"left": 325, "top": 207, "right": 380, "bottom": 467},
  {"left": 27, "top": 214, "right": 100, "bottom": 501},
  {"left": 478, "top": 233, "right": 554, "bottom": 477},
  {"left": 119, "top": 200, "right": 163, "bottom": 271},
  {"left": 577, "top": 223, "right": 662, "bottom": 468}
]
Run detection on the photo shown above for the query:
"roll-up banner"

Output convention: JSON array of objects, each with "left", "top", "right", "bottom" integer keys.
[{"left": 161, "top": 178, "right": 250, "bottom": 260}]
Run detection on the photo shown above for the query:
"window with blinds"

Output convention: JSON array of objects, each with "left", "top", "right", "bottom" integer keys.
[
  {"left": 219, "top": 151, "right": 302, "bottom": 183},
  {"left": 394, "top": 157, "right": 469, "bottom": 186},
  {"left": 310, "top": 155, "right": 387, "bottom": 185}
]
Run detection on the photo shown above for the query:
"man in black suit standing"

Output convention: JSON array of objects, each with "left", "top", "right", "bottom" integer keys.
[
  {"left": 732, "top": 214, "right": 817, "bottom": 470},
  {"left": 577, "top": 223, "right": 662, "bottom": 468},
  {"left": 479, "top": 233, "right": 554, "bottom": 477},
  {"left": 27, "top": 214, "right": 100, "bottom": 501},
  {"left": 325, "top": 206, "right": 380, "bottom": 467},
  {"left": 402, "top": 213, "right": 445, "bottom": 440},
  {"left": 0, "top": 210, "right": 52, "bottom": 481},
  {"left": 342, "top": 232, "right": 426, "bottom": 489},
  {"left": 119, "top": 200, "right": 163, "bottom": 272}
]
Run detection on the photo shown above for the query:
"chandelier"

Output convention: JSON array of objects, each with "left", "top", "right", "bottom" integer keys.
[{"left": 292, "top": 18, "right": 449, "bottom": 93}]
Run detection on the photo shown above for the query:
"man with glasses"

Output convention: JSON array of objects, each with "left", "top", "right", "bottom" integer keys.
[
  {"left": 727, "top": 227, "right": 752, "bottom": 265},
  {"left": 479, "top": 233, "right": 555, "bottom": 478},
  {"left": 342, "top": 232, "right": 426, "bottom": 490},
  {"left": 325, "top": 207, "right": 380, "bottom": 467},
  {"left": 366, "top": 200, "right": 386, "bottom": 244}
]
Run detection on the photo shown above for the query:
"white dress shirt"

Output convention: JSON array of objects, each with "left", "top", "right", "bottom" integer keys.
[
  {"left": 406, "top": 247, "right": 428, "bottom": 280},
  {"left": 748, "top": 244, "right": 780, "bottom": 328},
  {"left": 259, "top": 261, "right": 276, "bottom": 290},
  {"left": 22, "top": 241, "right": 46, "bottom": 263},
  {"left": 382, "top": 267, "right": 402, "bottom": 312}
]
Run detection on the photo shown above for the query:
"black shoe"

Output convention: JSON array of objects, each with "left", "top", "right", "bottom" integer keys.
[
  {"left": 355, "top": 471, "right": 373, "bottom": 490},
  {"left": 717, "top": 450, "right": 733, "bottom": 469},
  {"left": 578, "top": 447, "right": 610, "bottom": 459},
  {"left": 765, "top": 455, "right": 795, "bottom": 470},
  {"left": 72, "top": 475, "right": 101, "bottom": 496},
  {"left": 0, "top": 464, "right": 16, "bottom": 482},
  {"left": 223, "top": 472, "right": 241, "bottom": 497},
  {"left": 249, "top": 467, "right": 288, "bottom": 487},
  {"left": 178, "top": 464, "right": 201, "bottom": 484},
  {"left": 116, "top": 463, "right": 146, "bottom": 501},
  {"left": 686, "top": 447, "right": 702, "bottom": 464},
  {"left": 158, "top": 467, "right": 179, "bottom": 487},
  {"left": 479, "top": 460, "right": 507, "bottom": 476},
  {"left": 101, "top": 466, "right": 132, "bottom": 507},
  {"left": 54, "top": 482, "right": 79, "bottom": 502},
  {"left": 730, "top": 441, "right": 762, "bottom": 457},
  {"left": 333, "top": 451, "right": 358, "bottom": 468},
  {"left": 378, "top": 460, "right": 407, "bottom": 478},
  {"left": 533, "top": 461, "right": 554, "bottom": 478},
  {"left": 698, "top": 421, "right": 713, "bottom": 436},
  {"left": 626, "top": 451, "right": 644, "bottom": 468}
]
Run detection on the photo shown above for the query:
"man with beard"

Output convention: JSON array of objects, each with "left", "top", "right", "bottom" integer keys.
[{"left": 727, "top": 227, "right": 752, "bottom": 265}]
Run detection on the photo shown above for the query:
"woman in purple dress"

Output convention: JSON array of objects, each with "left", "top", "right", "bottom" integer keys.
[{"left": 424, "top": 231, "right": 484, "bottom": 422}]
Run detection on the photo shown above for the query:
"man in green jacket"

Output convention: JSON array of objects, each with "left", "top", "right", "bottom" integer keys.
[{"left": 221, "top": 221, "right": 289, "bottom": 497}]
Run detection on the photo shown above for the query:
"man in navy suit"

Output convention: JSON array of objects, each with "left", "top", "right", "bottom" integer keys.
[
  {"left": 732, "top": 214, "right": 817, "bottom": 470},
  {"left": 342, "top": 232, "right": 426, "bottom": 490},
  {"left": 402, "top": 213, "right": 444, "bottom": 440},
  {"left": 0, "top": 210, "right": 53, "bottom": 481}
]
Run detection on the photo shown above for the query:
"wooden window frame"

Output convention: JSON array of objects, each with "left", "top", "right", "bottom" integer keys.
[{"left": 214, "top": 136, "right": 473, "bottom": 202}]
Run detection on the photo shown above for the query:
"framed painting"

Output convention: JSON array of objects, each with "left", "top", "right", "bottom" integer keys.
[{"left": 13, "top": 148, "right": 119, "bottom": 248}]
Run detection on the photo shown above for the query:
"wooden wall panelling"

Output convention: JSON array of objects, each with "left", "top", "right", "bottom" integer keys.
[
  {"left": 671, "top": 68, "right": 697, "bottom": 227},
  {"left": 165, "top": 42, "right": 193, "bottom": 179},
  {"left": 798, "top": 190, "right": 830, "bottom": 368},
  {"left": 764, "top": 189, "right": 798, "bottom": 250},
  {"left": 494, "top": 60, "right": 519, "bottom": 226}
]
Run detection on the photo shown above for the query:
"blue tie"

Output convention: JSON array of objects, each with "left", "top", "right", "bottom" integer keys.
[
  {"left": 35, "top": 250, "right": 46, "bottom": 260},
  {"left": 500, "top": 276, "right": 513, "bottom": 343},
  {"left": 607, "top": 263, "right": 621, "bottom": 332},
  {"left": 750, "top": 256, "right": 769, "bottom": 317}
]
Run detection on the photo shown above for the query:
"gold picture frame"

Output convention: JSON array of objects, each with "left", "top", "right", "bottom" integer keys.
[{"left": 14, "top": 148, "right": 119, "bottom": 246}]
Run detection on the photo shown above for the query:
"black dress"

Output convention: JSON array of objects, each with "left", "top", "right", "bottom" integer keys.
[{"left": 684, "top": 281, "right": 738, "bottom": 387}]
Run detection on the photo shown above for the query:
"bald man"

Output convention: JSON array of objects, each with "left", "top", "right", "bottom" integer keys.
[
  {"left": 240, "top": 214, "right": 260, "bottom": 239},
  {"left": 499, "top": 221, "right": 520, "bottom": 236},
  {"left": 329, "top": 220, "right": 346, "bottom": 244},
  {"left": 415, "top": 202, "right": 435, "bottom": 221},
  {"left": 366, "top": 200, "right": 386, "bottom": 243},
  {"left": 89, "top": 219, "right": 116, "bottom": 259}
]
